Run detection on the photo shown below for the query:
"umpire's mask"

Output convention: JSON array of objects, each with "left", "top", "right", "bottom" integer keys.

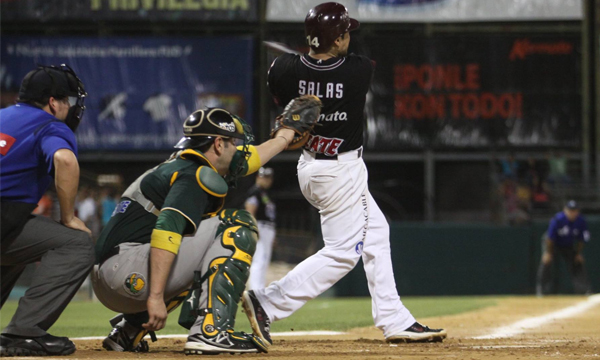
[{"left": 18, "top": 64, "right": 87, "bottom": 132}]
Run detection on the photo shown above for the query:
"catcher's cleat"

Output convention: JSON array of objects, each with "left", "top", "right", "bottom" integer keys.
[
  {"left": 102, "top": 322, "right": 155, "bottom": 352},
  {"left": 386, "top": 322, "right": 447, "bottom": 343},
  {"left": 0, "top": 333, "right": 75, "bottom": 356},
  {"left": 241, "top": 290, "right": 272, "bottom": 346},
  {"left": 184, "top": 330, "right": 268, "bottom": 355}
]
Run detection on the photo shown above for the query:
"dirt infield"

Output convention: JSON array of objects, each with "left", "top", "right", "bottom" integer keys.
[{"left": 69, "top": 296, "right": 599, "bottom": 359}]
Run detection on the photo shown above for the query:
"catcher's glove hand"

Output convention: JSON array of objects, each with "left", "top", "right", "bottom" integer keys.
[{"left": 271, "top": 95, "right": 322, "bottom": 150}]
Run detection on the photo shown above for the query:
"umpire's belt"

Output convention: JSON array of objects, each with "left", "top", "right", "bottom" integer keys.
[{"left": 303, "top": 147, "right": 362, "bottom": 162}]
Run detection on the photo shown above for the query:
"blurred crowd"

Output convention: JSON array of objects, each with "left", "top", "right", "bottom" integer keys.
[
  {"left": 34, "top": 185, "right": 121, "bottom": 240},
  {"left": 494, "top": 152, "right": 572, "bottom": 225}
]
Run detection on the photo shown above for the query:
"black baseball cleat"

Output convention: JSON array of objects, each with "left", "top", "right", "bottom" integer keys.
[
  {"left": 386, "top": 322, "right": 447, "bottom": 343},
  {"left": 102, "top": 323, "right": 153, "bottom": 352},
  {"left": 0, "top": 333, "right": 76, "bottom": 356},
  {"left": 241, "top": 290, "right": 273, "bottom": 346},
  {"left": 184, "top": 330, "right": 268, "bottom": 355}
]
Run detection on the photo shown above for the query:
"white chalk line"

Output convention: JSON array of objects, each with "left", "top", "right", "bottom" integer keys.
[
  {"left": 473, "top": 294, "right": 600, "bottom": 340},
  {"left": 73, "top": 330, "right": 346, "bottom": 341}
]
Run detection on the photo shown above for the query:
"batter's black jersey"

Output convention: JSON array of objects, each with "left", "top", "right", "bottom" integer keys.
[
  {"left": 268, "top": 53, "right": 374, "bottom": 155},
  {"left": 245, "top": 185, "right": 276, "bottom": 223}
]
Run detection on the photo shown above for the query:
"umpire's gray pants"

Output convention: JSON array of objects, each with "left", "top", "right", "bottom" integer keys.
[
  {"left": 1, "top": 215, "right": 95, "bottom": 337},
  {"left": 92, "top": 216, "right": 231, "bottom": 318}
]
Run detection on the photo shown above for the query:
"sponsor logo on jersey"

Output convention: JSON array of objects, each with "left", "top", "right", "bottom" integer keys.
[
  {"left": 112, "top": 200, "right": 132, "bottom": 216},
  {"left": 304, "top": 135, "right": 344, "bottom": 156},
  {"left": 124, "top": 272, "right": 146, "bottom": 296},
  {"left": 0, "top": 133, "right": 16, "bottom": 156},
  {"left": 318, "top": 111, "right": 348, "bottom": 122},
  {"left": 355, "top": 241, "right": 364, "bottom": 255}
]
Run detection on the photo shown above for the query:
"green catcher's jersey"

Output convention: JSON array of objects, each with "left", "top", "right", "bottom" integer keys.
[{"left": 94, "top": 150, "right": 228, "bottom": 264}]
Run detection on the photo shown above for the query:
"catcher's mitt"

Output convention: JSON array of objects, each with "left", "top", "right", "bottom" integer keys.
[{"left": 270, "top": 95, "right": 322, "bottom": 150}]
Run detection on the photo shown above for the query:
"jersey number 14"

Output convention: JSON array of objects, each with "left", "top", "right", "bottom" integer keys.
[{"left": 307, "top": 36, "right": 320, "bottom": 48}]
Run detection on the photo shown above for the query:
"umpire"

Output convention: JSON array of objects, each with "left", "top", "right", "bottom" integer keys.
[
  {"left": 536, "top": 200, "right": 591, "bottom": 295},
  {"left": 0, "top": 65, "right": 94, "bottom": 356}
]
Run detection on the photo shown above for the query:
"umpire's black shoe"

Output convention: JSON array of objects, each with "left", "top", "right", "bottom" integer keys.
[
  {"left": 386, "top": 322, "right": 447, "bottom": 343},
  {"left": 0, "top": 333, "right": 76, "bottom": 356},
  {"left": 241, "top": 290, "right": 272, "bottom": 346}
]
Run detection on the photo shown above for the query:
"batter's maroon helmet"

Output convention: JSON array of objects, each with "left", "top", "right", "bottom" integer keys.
[{"left": 305, "top": 2, "right": 360, "bottom": 52}]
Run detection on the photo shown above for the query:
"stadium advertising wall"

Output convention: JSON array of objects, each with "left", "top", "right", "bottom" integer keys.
[
  {"left": 265, "top": 33, "right": 581, "bottom": 150},
  {"left": 1, "top": 0, "right": 258, "bottom": 22},
  {"left": 267, "top": 0, "right": 582, "bottom": 22},
  {"left": 0, "top": 36, "right": 255, "bottom": 151},
  {"left": 365, "top": 34, "right": 582, "bottom": 150}
]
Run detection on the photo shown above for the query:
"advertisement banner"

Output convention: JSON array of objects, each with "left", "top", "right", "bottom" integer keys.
[
  {"left": 0, "top": 36, "right": 255, "bottom": 151},
  {"left": 366, "top": 34, "right": 582, "bottom": 149},
  {"left": 265, "top": 33, "right": 581, "bottom": 150},
  {"left": 1, "top": 0, "right": 258, "bottom": 22},
  {"left": 267, "top": 0, "right": 582, "bottom": 22}
]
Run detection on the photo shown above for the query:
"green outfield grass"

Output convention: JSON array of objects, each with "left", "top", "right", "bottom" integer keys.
[{"left": 0, "top": 296, "right": 496, "bottom": 338}]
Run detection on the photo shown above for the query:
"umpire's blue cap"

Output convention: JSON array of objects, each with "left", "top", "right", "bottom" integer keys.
[{"left": 565, "top": 200, "right": 579, "bottom": 209}]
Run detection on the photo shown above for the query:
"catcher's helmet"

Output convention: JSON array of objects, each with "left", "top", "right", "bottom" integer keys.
[
  {"left": 305, "top": 2, "right": 360, "bottom": 52},
  {"left": 174, "top": 108, "right": 246, "bottom": 150}
]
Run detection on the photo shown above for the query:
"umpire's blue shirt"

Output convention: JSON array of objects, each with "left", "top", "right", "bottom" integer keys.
[
  {"left": 547, "top": 211, "right": 590, "bottom": 248},
  {"left": 0, "top": 103, "right": 77, "bottom": 204}
]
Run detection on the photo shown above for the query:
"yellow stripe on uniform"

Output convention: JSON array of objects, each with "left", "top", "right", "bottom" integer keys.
[
  {"left": 170, "top": 171, "right": 179, "bottom": 186},
  {"left": 224, "top": 273, "right": 233, "bottom": 286},
  {"left": 202, "top": 257, "right": 228, "bottom": 337},
  {"left": 221, "top": 226, "right": 253, "bottom": 265},
  {"left": 150, "top": 229, "right": 182, "bottom": 254},
  {"left": 237, "top": 145, "right": 261, "bottom": 176},
  {"left": 179, "top": 149, "right": 217, "bottom": 172}
]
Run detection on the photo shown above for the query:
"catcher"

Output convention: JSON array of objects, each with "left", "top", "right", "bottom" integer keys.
[{"left": 92, "top": 96, "right": 321, "bottom": 355}]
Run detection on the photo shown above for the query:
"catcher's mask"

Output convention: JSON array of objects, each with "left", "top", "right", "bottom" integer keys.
[
  {"left": 18, "top": 64, "right": 87, "bottom": 132},
  {"left": 174, "top": 108, "right": 254, "bottom": 187}
]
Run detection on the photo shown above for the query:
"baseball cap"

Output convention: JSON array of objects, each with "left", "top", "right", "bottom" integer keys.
[
  {"left": 18, "top": 65, "right": 81, "bottom": 102},
  {"left": 258, "top": 167, "right": 274, "bottom": 177},
  {"left": 565, "top": 200, "right": 578, "bottom": 209}
]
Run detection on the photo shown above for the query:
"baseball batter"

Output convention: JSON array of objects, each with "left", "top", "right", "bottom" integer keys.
[{"left": 243, "top": 2, "right": 446, "bottom": 345}]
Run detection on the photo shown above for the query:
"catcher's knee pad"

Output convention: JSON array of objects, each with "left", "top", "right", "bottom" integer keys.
[{"left": 199, "top": 209, "right": 259, "bottom": 337}]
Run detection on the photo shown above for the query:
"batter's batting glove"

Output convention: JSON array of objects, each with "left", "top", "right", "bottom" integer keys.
[{"left": 270, "top": 95, "right": 322, "bottom": 150}]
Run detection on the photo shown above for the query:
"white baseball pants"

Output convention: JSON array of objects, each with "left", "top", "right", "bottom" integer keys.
[{"left": 254, "top": 150, "right": 415, "bottom": 337}]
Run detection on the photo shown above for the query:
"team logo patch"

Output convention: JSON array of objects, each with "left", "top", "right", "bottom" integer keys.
[
  {"left": 218, "top": 122, "right": 236, "bottom": 132},
  {"left": 355, "top": 241, "right": 364, "bottom": 255},
  {"left": 124, "top": 272, "right": 146, "bottom": 296},
  {"left": 0, "top": 133, "right": 16, "bottom": 156},
  {"left": 204, "top": 324, "right": 215, "bottom": 333}
]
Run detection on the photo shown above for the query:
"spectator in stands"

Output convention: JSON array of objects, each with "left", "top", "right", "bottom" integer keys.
[
  {"left": 500, "top": 178, "right": 530, "bottom": 225},
  {"left": 77, "top": 186, "right": 101, "bottom": 238},
  {"left": 547, "top": 151, "right": 571, "bottom": 185},
  {"left": 100, "top": 187, "right": 118, "bottom": 228},
  {"left": 531, "top": 174, "right": 551, "bottom": 209},
  {"left": 500, "top": 153, "right": 519, "bottom": 180},
  {"left": 536, "top": 200, "right": 591, "bottom": 295}
]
